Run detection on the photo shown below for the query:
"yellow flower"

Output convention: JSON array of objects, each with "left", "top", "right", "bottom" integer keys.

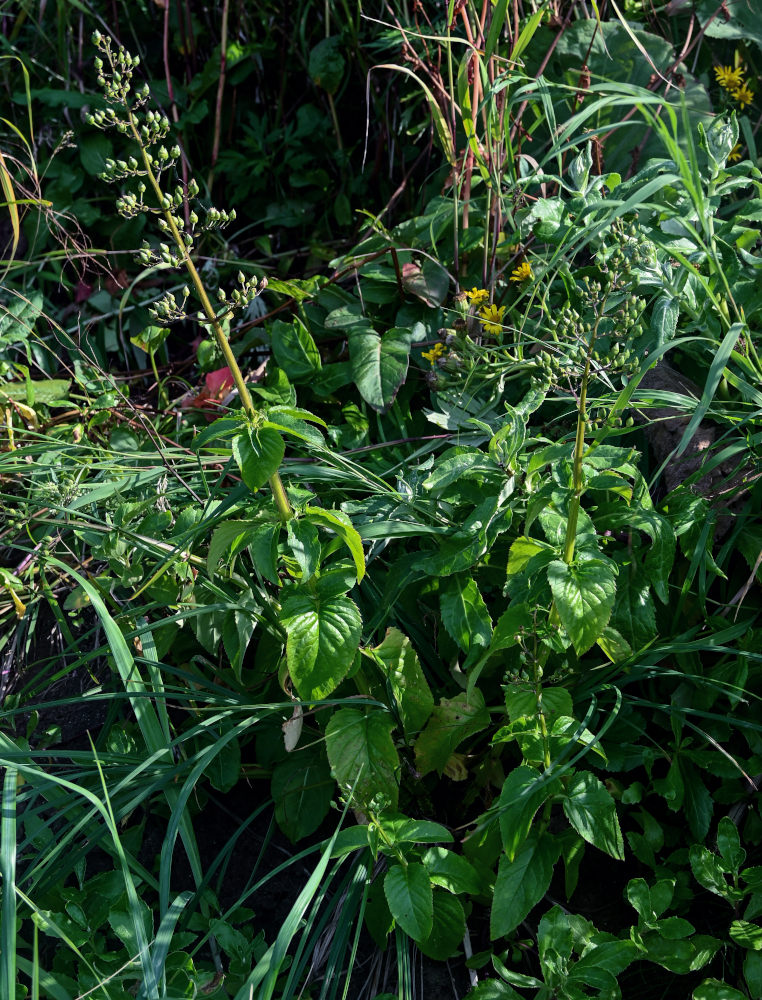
[
  {"left": 478, "top": 303, "right": 506, "bottom": 336},
  {"left": 728, "top": 143, "right": 743, "bottom": 163},
  {"left": 510, "top": 261, "right": 533, "bottom": 283},
  {"left": 732, "top": 82, "right": 754, "bottom": 108},
  {"left": 465, "top": 286, "right": 490, "bottom": 307},
  {"left": 421, "top": 342, "right": 446, "bottom": 364},
  {"left": 715, "top": 64, "right": 745, "bottom": 91}
]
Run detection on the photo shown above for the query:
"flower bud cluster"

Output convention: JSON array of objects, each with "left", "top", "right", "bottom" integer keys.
[
  {"left": 148, "top": 286, "right": 191, "bottom": 323},
  {"left": 91, "top": 32, "right": 147, "bottom": 113}
]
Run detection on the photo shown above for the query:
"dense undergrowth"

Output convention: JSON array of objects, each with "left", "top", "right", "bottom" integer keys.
[{"left": 1, "top": 2, "right": 762, "bottom": 998}]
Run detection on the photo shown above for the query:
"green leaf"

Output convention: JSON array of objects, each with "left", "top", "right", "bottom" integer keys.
[
  {"left": 0, "top": 378, "right": 70, "bottom": 405},
  {"left": 485, "top": 602, "right": 530, "bottom": 657},
  {"left": 400, "top": 257, "right": 450, "bottom": 307},
  {"left": 232, "top": 425, "right": 285, "bottom": 493},
  {"left": 598, "top": 509, "right": 674, "bottom": 604},
  {"left": 537, "top": 905, "right": 572, "bottom": 983},
  {"left": 490, "top": 835, "right": 556, "bottom": 939},
  {"left": 690, "top": 845, "right": 741, "bottom": 903},
  {"left": 308, "top": 36, "right": 345, "bottom": 94},
  {"left": 717, "top": 815, "right": 746, "bottom": 872},
  {"left": 349, "top": 327, "right": 411, "bottom": 412},
  {"left": 422, "top": 450, "right": 499, "bottom": 493},
  {"left": 611, "top": 560, "right": 656, "bottom": 650},
  {"left": 464, "top": 982, "right": 522, "bottom": 1000},
  {"left": 325, "top": 708, "right": 399, "bottom": 812},
  {"left": 286, "top": 519, "right": 321, "bottom": 580},
  {"left": 371, "top": 628, "right": 434, "bottom": 738},
  {"left": 416, "top": 891, "right": 465, "bottom": 960},
  {"left": 692, "top": 980, "right": 746, "bottom": 1000},
  {"left": 547, "top": 558, "right": 617, "bottom": 655},
  {"left": 649, "top": 294, "right": 679, "bottom": 351},
  {"left": 422, "top": 847, "right": 481, "bottom": 895},
  {"left": 498, "top": 764, "right": 557, "bottom": 860},
  {"left": 677, "top": 323, "right": 746, "bottom": 458},
  {"left": 279, "top": 590, "right": 362, "bottom": 701},
  {"left": 382, "top": 816, "right": 453, "bottom": 845},
  {"left": 129, "top": 324, "right": 169, "bottom": 356},
  {"left": 730, "top": 921, "right": 762, "bottom": 950},
  {"left": 506, "top": 536, "right": 554, "bottom": 576},
  {"left": 270, "top": 316, "right": 321, "bottom": 379},
  {"left": 440, "top": 575, "right": 492, "bottom": 660},
  {"left": 304, "top": 506, "right": 365, "bottom": 582},
  {"left": 744, "top": 952, "right": 762, "bottom": 996},
  {"left": 562, "top": 771, "right": 624, "bottom": 860},
  {"left": 384, "top": 862, "right": 432, "bottom": 940},
  {"left": 414, "top": 689, "right": 490, "bottom": 777},
  {"left": 505, "top": 685, "right": 573, "bottom": 723},
  {"left": 272, "top": 751, "right": 333, "bottom": 842}
]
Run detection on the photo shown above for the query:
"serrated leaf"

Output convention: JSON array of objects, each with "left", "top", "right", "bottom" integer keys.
[
  {"left": 271, "top": 751, "right": 333, "bottom": 842},
  {"left": 562, "top": 771, "right": 624, "bottom": 860},
  {"left": 423, "top": 450, "right": 499, "bottom": 492},
  {"left": 349, "top": 327, "right": 411, "bottom": 412},
  {"left": 422, "top": 847, "right": 481, "bottom": 895},
  {"left": 382, "top": 816, "right": 453, "bottom": 844},
  {"left": 548, "top": 558, "right": 617, "bottom": 655},
  {"left": 498, "top": 764, "right": 558, "bottom": 860},
  {"left": 305, "top": 506, "right": 365, "bottom": 582},
  {"left": 489, "top": 407, "right": 526, "bottom": 468},
  {"left": 440, "top": 575, "right": 492, "bottom": 659},
  {"left": 490, "top": 835, "right": 556, "bottom": 939},
  {"left": 384, "top": 863, "right": 432, "bottom": 940},
  {"left": 371, "top": 628, "right": 433, "bottom": 738},
  {"left": 611, "top": 560, "right": 656, "bottom": 649},
  {"left": 286, "top": 519, "right": 321, "bottom": 580},
  {"left": 505, "top": 685, "right": 573, "bottom": 723},
  {"left": 414, "top": 689, "right": 490, "bottom": 777},
  {"left": 416, "top": 891, "right": 465, "bottom": 960},
  {"left": 231, "top": 425, "right": 285, "bottom": 493},
  {"left": 270, "top": 316, "right": 321, "bottom": 378},
  {"left": 325, "top": 708, "right": 399, "bottom": 811},
  {"left": 279, "top": 590, "right": 362, "bottom": 700},
  {"left": 506, "top": 536, "right": 553, "bottom": 576}
]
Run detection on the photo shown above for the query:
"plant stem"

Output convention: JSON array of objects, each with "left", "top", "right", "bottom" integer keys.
[{"left": 127, "top": 110, "right": 292, "bottom": 521}]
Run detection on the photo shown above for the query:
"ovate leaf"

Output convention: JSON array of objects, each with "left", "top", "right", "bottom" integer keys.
[
  {"left": 416, "top": 891, "right": 465, "bottom": 960},
  {"left": 325, "top": 708, "right": 399, "bottom": 811},
  {"left": 562, "top": 771, "right": 624, "bottom": 860},
  {"left": 349, "top": 327, "right": 411, "bottom": 412},
  {"left": 372, "top": 628, "right": 433, "bottom": 738},
  {"left": 498, "top": 764, "right": 557, "bottom": 860},
  {"left": 547, "top": 558, "right": 617, "bottom": 655},
  {"left": 491, "top": 835, "right": 556, "bottom": 939},
  {"left": 414, "top": 689, "right": 490, "bottom": 777},
  {"left": 232, "top": 425, "right": 285, "bottom": 493},
  {"left": 279, "top": 590, "right": 362, "bottom": 700},
  {"left": 440, "top": 575, "right": 492, "bottom": 659},
  {"left": 270, "top": 316, "right": 321, "bottom": 379},
  {"left": 384, "top": 862, "right": 432, "bottom": 940}
]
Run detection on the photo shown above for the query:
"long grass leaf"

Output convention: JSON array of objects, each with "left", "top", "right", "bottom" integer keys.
[
  {"left": 676, "top": 323, "right": 746, "bottom": 457},
  {"left": 1, "top": 766, "right": 18, "bottom": 999}
]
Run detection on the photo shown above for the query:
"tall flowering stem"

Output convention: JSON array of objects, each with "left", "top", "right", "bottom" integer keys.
[{"left": 89, "top": 32, "right": 292, "bottom": 521}]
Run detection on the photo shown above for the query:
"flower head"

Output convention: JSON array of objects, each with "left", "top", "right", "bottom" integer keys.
[
  {"left": 732, "top": 82, "right": 754, "bottom": 108},
  {"left": 714, "top": 64, "right": 745, "bottom": 91},
  {"left": 478, "top": 303, "right": 506, "bottom": 336},
  {"left": 465, "top": 286, "right": 490, "bottom": 307},
  {"left": 728, "top": 143, "right": 744, "bottom": 163},
  {"left": 510, "top": 261, "right": 533, "bottom": 283},
  {"left": 421, "top": 342, "right": 446, "bottom": 365}
]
